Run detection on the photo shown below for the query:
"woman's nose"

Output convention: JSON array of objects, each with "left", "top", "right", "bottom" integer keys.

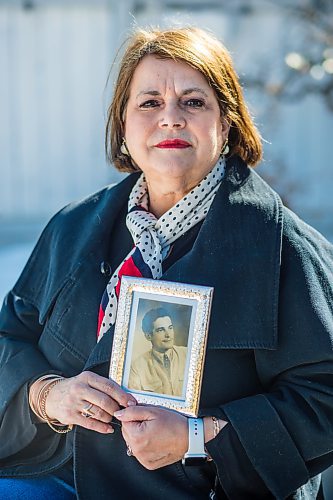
[{"left": 159, "top": 104, "right": 186, "bottom": 129}]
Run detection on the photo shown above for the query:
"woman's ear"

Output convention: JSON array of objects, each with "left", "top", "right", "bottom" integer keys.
[{"left": 221, "top": 116, "right": 231, "bottom": 139}]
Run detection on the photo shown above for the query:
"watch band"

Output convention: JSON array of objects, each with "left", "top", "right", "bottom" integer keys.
[{"left": 182, "top": 418, "right": 208, "bottom": 466}]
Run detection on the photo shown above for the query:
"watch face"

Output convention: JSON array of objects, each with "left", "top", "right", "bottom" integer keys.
[{"left": 182, "top": 456, "right": 207, "bottom": 466}]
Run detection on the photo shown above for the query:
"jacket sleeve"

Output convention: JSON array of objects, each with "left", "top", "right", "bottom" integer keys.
[
  {"left": 0, "top": 213, "right": 70, "bottom": 465},
  {"left": 0, "top": 184, "right": 122, "bottom": 468},
  {"left": 207, "top": 215, "right": 333, "bottom": 499},
  {"left": 0, "top": 289, "right": 66, "bottom": 464}
]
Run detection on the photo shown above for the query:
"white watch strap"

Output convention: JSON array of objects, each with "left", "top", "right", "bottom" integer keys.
[{"left": 186, "top": 418, "right": 206, "bottom": 455}]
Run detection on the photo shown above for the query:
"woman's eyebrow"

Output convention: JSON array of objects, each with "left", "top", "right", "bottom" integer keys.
[
  {"left": 182, "top": 88, "right": 209, "bottom": 97},
  {"left": 136, "top": 88, "right": 209, "bottom": 98},
  {"left": 136, "top": 90, "right": 161, "bottom": 98}
]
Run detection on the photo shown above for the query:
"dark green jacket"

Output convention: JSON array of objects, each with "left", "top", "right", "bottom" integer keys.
[{"left": 0, "top": 156, "right": 333, "bottom": 499}]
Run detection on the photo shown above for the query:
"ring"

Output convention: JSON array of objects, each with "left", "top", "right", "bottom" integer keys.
[
  {"left": 81, "top": 403, "right": 95, "bottom": 418},
  {"left": 126, "top": 445, "right": 133, "bottom": 457}
]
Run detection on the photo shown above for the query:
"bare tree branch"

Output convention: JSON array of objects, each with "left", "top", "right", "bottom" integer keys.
[{"left": 243, "top": 0, "right": 333, "bottom": 111}]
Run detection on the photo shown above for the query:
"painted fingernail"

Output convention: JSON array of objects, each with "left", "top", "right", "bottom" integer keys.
[{"left": 114, "top": 410, "right": 124, "bottom": 418}]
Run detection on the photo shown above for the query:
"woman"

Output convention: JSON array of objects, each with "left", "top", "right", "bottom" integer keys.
[{"left": 1, "top": 27, "right": 333, "bottom": 499}]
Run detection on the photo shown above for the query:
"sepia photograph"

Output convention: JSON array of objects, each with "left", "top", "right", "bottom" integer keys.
[
  {"left": 126, "top": 299, "right": 192, "bottom": 398},
  {"left": 109, "top": 276, "right": 213, "bottom": 416}
]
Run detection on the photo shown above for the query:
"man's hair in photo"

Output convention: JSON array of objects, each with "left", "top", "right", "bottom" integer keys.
[{"left": 142, "top": 307, "right": 172, "bottom": 335}]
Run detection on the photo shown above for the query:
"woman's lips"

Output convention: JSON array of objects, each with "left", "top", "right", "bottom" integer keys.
[{"left": 155, "top": 139, "right": 191, "bottom": 149}]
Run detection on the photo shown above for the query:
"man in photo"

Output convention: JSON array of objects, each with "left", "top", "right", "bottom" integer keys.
[{"left": 128, "top": 307, "right": 187, "bottom": 397}]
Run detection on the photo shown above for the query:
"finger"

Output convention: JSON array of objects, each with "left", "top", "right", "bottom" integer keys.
[
  {"left": 120, "top": 420, "right": 138, "bottom": 441},
  {"left": 114, "top": 405, "right": 156, "bottom": 422},
  {"left": 80, "top": 387, "right": 123, "bottom": 417},
  {"left": 80, "top": 401, "right": 113, "bottom": 424},
  {"left": 76, "top": 413, "right": 115, "bottom": 434},
  {"left": 84, "top": 372, "right": 137, "bottom": 408}
]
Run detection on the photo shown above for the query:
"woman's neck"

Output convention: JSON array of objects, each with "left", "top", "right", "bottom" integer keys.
[
  {"left": 146, "top": 177, "right": 197, "bottom": 219},
  {"left": 148, "top": 193, "right": 183, "bottom": 219}
]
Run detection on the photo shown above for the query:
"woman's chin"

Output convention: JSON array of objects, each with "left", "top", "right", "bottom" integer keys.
[{"left": 143, "top": 159, "right": 209, "bottom": 184}]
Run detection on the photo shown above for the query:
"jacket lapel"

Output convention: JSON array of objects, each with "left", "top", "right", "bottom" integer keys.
[{"left": 162, "top": 156, "right": 283, "bottom": 349}]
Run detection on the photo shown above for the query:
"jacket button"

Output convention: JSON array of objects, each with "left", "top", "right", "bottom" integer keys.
[{"left": 100, "top": 261, "right": 112, "bottom": 276}]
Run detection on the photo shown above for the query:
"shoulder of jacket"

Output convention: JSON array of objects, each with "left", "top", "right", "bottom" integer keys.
[
  {"left": 52, "top": 174, "right": 136, "bottom": 224},
  {"left": 38, "top": 173, "right": 139, "bottom": 241},
  {"left": 281, "top": 206, "right": 333, "bottom": 258},
  {"left": 11, "top": 173, "right": 139, "bottom": 304},
  {"left": 225, "top": 156, "right": 283, "bottom": 217},
  {"left": 218, "top": 157, "right": 284, "bottom": 248}
]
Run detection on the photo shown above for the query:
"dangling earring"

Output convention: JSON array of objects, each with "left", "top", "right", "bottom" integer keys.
[
  {"left": 120, "top": 138, "right": 130, "bottom": 156},
  {"left": 221, "top": 138, "right": 229, "bottom": 156}
]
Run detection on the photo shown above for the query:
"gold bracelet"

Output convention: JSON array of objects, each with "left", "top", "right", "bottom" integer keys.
[
  {"left": 29, "top": 375, "right": 62, "bottom": 420},
  {"left": 35, "top": 376, "right": 64, "bottom": 421},
  {"left": 40, "top": 378, "right": 73, "bottom": 434},
  {"left": 211, "top": 416, "right": 221, "bottom": 438},
  {"left": 36, "top": 377, "right": 64, "bottom": 423},
  {"left": 29, "top": 375, "right": 73, "bottom": 434}
]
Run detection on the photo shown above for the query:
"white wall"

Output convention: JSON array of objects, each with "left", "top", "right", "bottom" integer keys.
[
  {"left": 1, "top": 0, "right": 332, "bottom": 240},
  {"left": 0, "top": 1, "right": 132, "bottom": 220}
]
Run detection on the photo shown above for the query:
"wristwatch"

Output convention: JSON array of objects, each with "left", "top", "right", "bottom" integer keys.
[{"left": 182, "top": 418, "right": 208, "bottom": 466}]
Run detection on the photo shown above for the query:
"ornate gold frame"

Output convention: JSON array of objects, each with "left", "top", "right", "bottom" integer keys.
[{"left": 109, "top": 276, "right": 213, "bottom": 417}]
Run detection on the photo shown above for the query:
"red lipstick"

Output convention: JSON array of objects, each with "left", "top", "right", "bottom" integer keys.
[{"left": 155, "top": 139, "right": 191, "bottom": 149}]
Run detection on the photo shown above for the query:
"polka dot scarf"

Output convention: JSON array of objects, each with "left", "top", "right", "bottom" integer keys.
[{"left": 97, "top": 157, "right": 225, "bottom": 342}]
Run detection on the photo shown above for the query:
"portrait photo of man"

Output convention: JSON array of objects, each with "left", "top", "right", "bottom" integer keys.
[{"left": 128, "top": 306, "right": 189, "bottom": 397}]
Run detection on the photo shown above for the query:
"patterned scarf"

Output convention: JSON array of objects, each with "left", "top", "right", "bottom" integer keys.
[{"left": 97, "top": 157, "right": 225, "bottom": 342}]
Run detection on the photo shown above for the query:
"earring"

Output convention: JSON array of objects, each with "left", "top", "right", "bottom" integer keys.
[
  {"left": 221, "top": 138, "right": 229, "bottom": 156},
  {"left": 120, "top": 138, "right": 130, "bottom": 156}
]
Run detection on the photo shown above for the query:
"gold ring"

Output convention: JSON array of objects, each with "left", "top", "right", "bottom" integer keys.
[{"left": 81, "top": 403, "right": 95, "bottom": 418}]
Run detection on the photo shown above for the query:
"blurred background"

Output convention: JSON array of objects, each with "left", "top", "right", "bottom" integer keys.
[
  {"left": 1, "top": 0, "right": 333, "bottom": 493},
  {"left": 1, "top": 0, "right": 333, "bottom": 301}
]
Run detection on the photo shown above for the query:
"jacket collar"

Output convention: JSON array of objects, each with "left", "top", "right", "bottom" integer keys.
[{"left": 162, "top": 155, "right": 283, "bottom": 349}]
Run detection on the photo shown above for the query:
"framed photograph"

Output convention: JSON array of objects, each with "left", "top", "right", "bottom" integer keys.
[{"left": 109, "top": 276, "right": 213, "bottom": 417}]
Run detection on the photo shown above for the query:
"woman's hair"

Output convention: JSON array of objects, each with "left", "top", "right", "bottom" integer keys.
[{"left": 106, "top": 26, "right": 263, "bottom": 172}]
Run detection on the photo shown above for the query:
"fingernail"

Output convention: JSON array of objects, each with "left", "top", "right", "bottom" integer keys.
[
  {"left": 107, "top": 426, "right": 114, "bottom": 433},
  {"left": 127, "top": 400, "right": 136, "bottom": 406},
  {"left": 114, "top": 410, "right": 124, "bottom": 418}
]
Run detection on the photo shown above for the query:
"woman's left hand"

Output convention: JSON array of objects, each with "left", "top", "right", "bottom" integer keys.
[{"left": 114, "top": 405, "right": 188, "bottom": 470}]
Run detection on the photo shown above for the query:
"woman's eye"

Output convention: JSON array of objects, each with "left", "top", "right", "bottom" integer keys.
[
  {"left": 184, "top": 98, "right": 205, "bottom": 108},
  {"left": 139, "top": 99, "right": 160, "bottom": 108}
]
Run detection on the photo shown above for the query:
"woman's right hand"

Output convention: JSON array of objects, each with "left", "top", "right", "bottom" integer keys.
[{"left": 30, "top": 371, "right": 137, "bottom": 434}]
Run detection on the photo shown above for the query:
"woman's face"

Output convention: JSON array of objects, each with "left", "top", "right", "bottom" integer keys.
[{"left": 124, "top": 55, "right": 229, "bottom": 189}]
